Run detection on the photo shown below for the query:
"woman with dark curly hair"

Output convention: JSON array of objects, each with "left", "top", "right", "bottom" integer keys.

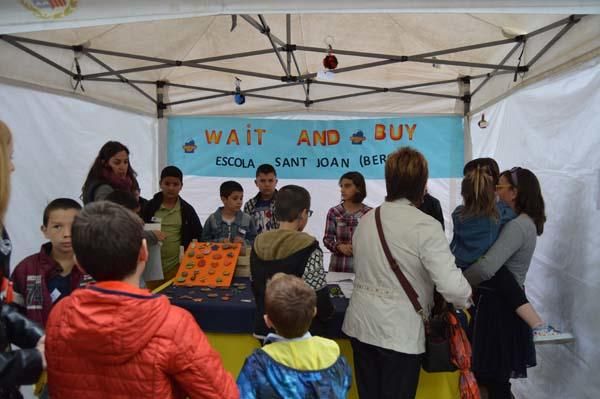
[{"left": 81, "top": 141, "right": 138, "bottom": 204}]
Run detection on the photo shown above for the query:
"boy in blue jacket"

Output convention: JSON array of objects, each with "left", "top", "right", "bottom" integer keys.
[
  {"left": 237, "top": 273, "right": 351, "bottom": 399},
  {"left": 202, "top": 181, "right": 256, "bottom": 246}
]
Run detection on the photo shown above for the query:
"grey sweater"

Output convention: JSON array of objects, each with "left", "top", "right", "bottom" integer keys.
[{"left": 464, "top": 214, "right": 538, "bottom": 287}]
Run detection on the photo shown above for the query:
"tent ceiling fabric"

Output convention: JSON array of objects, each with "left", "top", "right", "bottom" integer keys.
[{"left": 0, "top": 11, "right": 598, "bottom": 116}]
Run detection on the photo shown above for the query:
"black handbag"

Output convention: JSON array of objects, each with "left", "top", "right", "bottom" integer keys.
[{"left": 374, "top": 206, "right": 457, "bottom": 373}]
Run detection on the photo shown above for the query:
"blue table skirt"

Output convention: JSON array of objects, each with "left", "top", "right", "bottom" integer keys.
[{"left": 163, "top": 277, "right": 349, "bottom": 337}]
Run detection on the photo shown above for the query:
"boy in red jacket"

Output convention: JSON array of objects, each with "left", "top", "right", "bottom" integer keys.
[
  {"left": 45, "top": 201, "right": 238, "bottom": 399},
  {"left": 11, "top": 198, "right": 92, "bottom": 326}
]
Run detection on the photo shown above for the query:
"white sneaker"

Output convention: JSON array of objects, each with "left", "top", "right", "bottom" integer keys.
[{"left": 533, "top": 324, "right": 574, "bottom": 344}]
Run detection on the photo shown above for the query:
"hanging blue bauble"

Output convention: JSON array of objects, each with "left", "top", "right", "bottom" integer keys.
[{"left": 234, "top": 93, "right": 246, "bottom": 105}]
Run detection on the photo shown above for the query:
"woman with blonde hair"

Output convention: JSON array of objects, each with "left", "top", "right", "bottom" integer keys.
[
  {"left": 0, "top": 120, "right": 46, "bottom": 398},
  {"left": 342, "top": 146, "right": 472, "bottom": 399}
]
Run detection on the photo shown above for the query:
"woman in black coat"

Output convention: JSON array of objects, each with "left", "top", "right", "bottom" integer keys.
[{"left": 0, "top": 121, "right": 45, "bottom": 399}]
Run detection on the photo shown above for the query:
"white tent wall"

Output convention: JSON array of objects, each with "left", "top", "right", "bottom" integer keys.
[
  {"left": 470, "top": 58, "right": 600, "bottom": 399},
  {"left": 0, "top": 82, "right": 159, "bottom": 270}
]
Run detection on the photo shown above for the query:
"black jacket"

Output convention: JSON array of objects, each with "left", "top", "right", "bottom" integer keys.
[
  {"left": 142, "top": 192, "right": 203, "bottom": 249},
  {"left": 0, "top": 303, "right": 44, "bottom": 398},
  {"left": 250, "top": 231, "right": 334, "bottom": 338},
  {"left": 419, "top": 193, "right": 445, "bottom": 231}
]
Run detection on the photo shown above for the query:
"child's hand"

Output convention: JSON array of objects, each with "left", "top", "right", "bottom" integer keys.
[
  {"left": 153, "top": 230, "right": 167, "bottom": 241},
  {"left": 36, "top": 335, "right": 47, "bottom": 370},
  {"left": 233, "top": 236, "right": 244, "bottom": 243}
]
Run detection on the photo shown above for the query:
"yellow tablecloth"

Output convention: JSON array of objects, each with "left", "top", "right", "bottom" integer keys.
[{"left": 206, "top": 333, "right": 460, "bottom": 399}]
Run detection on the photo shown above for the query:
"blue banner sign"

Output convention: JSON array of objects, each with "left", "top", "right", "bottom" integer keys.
[{"left": 167, "top": 116, "right": 464, "bottom": 179}]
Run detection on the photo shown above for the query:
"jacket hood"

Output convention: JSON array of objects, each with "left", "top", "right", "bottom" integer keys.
[
  {"left": 55, "top": 282, "right": 171, "bottom": 365},
  {"left": 253, "top": 230, "right": 316, "bottom": 261}
]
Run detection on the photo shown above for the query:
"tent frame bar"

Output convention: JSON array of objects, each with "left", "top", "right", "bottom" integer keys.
[{"left": 0, "top": 14, "right": 585, "bottom": 117}]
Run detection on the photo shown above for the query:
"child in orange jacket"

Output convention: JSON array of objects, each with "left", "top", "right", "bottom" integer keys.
[{"left": 45, "top": 201, "right": 238, "bottom": 399}]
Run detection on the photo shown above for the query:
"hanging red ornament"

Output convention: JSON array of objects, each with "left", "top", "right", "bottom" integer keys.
[{"left": 323, "top": 45, "right": 338, "bottom": 70}]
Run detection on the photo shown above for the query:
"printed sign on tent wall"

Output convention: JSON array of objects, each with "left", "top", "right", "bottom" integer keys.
[{"left": 168, "top": 116, "right": 464, "bottom": 179}]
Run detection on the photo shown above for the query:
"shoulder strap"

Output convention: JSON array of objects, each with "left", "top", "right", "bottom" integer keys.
[{"left": 374, "top": 206, "right": 425, "bottom": 318}]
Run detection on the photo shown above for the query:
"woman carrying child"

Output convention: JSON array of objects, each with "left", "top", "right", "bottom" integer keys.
[
  {"left": 81, "top": 141, "right": 139, "bottom": 204},
  {"left": 462, "top": 167, "right": 569, "bottom": 399},
  {"left": 323, "top": 172, "right": 372, "bottom": 273}
]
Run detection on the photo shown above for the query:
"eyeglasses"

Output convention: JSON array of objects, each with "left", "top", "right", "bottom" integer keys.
[
  {"left": 495, "top": 184, "right": 511, "bottom": 189},
  {"left": 307, "top": 210, "right": 314, "bottom": 218}
]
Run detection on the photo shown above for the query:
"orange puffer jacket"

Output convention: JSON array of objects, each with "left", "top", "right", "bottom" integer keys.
[{"left": 46, "top": 281, "right": 239, "bottom": 399}]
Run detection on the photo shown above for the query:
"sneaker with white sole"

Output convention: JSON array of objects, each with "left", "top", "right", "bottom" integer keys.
[{"left": 533, "top": 324, "right": 574, "bottom": 344}]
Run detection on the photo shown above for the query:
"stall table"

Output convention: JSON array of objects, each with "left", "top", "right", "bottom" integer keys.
[{"left": 161, "top": 278, "right": 460, "bottom": 399}]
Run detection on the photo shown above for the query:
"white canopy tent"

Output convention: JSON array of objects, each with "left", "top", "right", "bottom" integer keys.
[
  {"left": 0, "top": 2, "right": 598, "bottom": 117},
  {"left": 0, "top": 2, "right": 599, "bottom": 399}
]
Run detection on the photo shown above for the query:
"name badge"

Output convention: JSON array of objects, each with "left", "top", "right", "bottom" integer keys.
[
  {"left": 50, "top": 288, "right": 61, "bottom": 303},
  {"left": 238, "top": 228, "right": 247, "bottom": 236}
]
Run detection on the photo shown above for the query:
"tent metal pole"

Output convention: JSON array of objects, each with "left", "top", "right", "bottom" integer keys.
[
  {"left": 186, "top": 49, "right": 274, "bottom": 63},
  {"left": 290, "top": 50, "right": 308, "bottom": 95},
  {"left": 294, "top": 37, "right": 518, "bottom": 62},
  {"left": 286, "top": 14, "right": 292, "bottom": 75},
  {"left": 85, "top": 48, "right": 175, "bottom": 64},
  {"left": 311, "top": 80, "right": 386, "bottom": 92},
  {"left": 244, "top": 93, "right": 306, "bottom": 104},
  {"left": 165, "top": 92, "right": 233, "bottom": 107},
  {"left": 184, "top": 63, "right": 282, "bottom": 81},
  {"left": 392, "top": 77, "right": 468, "bottom": 90},
  {"left": 410, "top": 39, "right": 518, "bottom": 58},
  {"left": 525, "top": 14, "right": 583, "bottom": 39},
  {"left": 461, "top": 76, "right": 473, "bottom": 162},
  {"left": 84, "top": 49, "right": 276, "bottom": 80},
  {"left": 0, "top": 34, "right": 74, "bottom": 50},
  {"left": 410, "top": 58, "right": 519, "bottom": 71},
  {"left": 312, "top": 90, "right": 381, "bottom": 104},
  {"left": 472, "top": 42, "right": 524, "bottom": 97},
  {"left": 244, "top": 82, "right": 304, "bottom": 93},
  {"left": 165, "top": 82, "right": 232, "bottom": 94},
  {"left": 85, "top": 64, "right": 175, "bottom": 79},
  {"left": 240, "top": 15, "right": 286, "bottom": 47},
  {"left": 257, "top": 15, "right": 291, "bottom": 78},
  {"left": 299, "top": 59, "right": 401, "bottom": 80},
  {"left": 83, "top": 50, "right": 157, "bottom": 104},
  {"left": 84, "top": 78, "right": 156, "bottom": 84},
  {"left": 156, "top": 81, "right": 165, "bottom": 118},
  {"left": 1, "top": 36, "right": 73, "bottom": 77},
  {"left": 310, "top": 72, "right": 502, "bottom": 94},
  {"left": 527, "top": 18, "right": 580, "bottom": 68},
  {"left": 388, "top": 89, "right": 461, "bottom": 100}
]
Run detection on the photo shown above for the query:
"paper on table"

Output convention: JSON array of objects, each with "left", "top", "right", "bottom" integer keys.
[
  {"left": 144, "top": 223, "right": 161, "bottom": 231},
  {"left": 326, "top": 272, "right": 355, "bottom": 284},
  {"left": 142, "top": 243, "right": 163, "bottom": 283},
  {"left": 326, "top": 272, "right": 355, "bottom": 298}
]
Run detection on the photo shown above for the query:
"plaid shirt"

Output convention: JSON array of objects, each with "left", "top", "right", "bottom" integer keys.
[{"left": 323, "top": 203, "right": 372, "bottom": 273}]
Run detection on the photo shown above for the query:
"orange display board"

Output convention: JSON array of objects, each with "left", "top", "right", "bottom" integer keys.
[{"left": 173, "top": 241, "right": 241, "bottom": 287}]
